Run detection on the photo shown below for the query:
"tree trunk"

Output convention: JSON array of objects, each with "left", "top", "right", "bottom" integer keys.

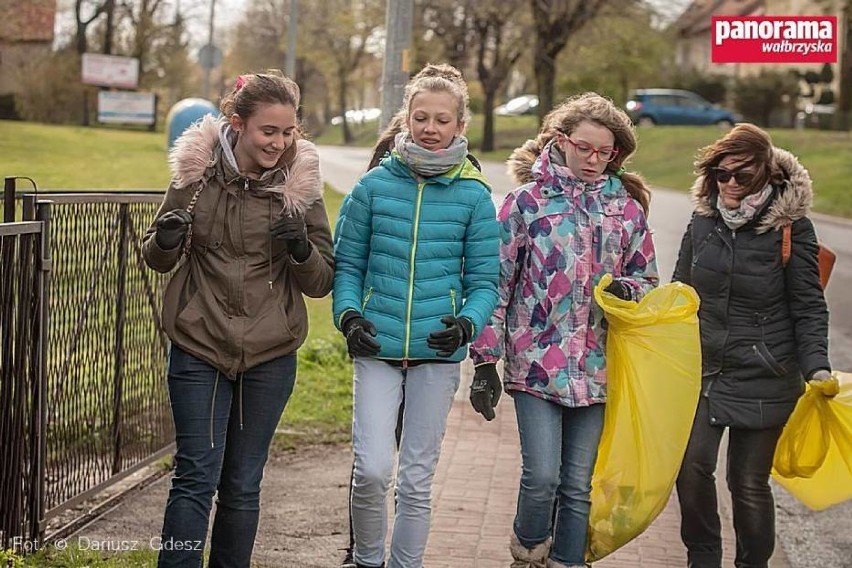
[
  {"left": 339, "top": 76, "right": 352, "bottom": 144},
  {"left": 104, "top": 0, "right": 115, "bottom": 54},
  {"left": 481, "top": 90, "right": 497, "bottom": 152},
  {"left": 534, "top": 44, "right": 556, "bottom": 125},
  {"left": 76, "top": 21, "right": 88, "bottom": 54}
]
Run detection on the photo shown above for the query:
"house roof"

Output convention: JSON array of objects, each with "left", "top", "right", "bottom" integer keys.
[
  {"left": 0, "top": 0, "right": 56, "bottom": 43},
  {"left": 673, "top": 0, "right": 764, "bottom": 36}
]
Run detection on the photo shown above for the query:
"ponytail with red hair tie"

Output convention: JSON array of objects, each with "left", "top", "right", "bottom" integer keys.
[{"left": 233, "top": 74, "right": 249, "bottom": 92}]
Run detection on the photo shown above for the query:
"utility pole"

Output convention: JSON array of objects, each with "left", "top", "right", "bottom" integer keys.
[
  {"left": 202, "top": 0, "right": 216, "bottom": 99},
  {"left": 379, "top": 0, "right": 413, "bottom": 131},
  {"left": 286, "top": 0, "right": 298, "bottom": 79}
]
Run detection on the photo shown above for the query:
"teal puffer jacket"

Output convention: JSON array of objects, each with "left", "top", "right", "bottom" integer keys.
[{"left": 333, "top": 152, "right": 499, "bottom": 363}]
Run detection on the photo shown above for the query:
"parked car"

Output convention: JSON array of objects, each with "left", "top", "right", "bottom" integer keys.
[
  {"left": 330, "top": 107, "right": 381, "bottom": 126},
  {"left": 625, "top": 89, "right": 738, "bottom": 127},
  {"left": 495, "top": 94, "right": 539, "bottom": 116}
]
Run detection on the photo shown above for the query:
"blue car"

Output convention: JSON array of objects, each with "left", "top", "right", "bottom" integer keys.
[{"left": 625, "top": 89, "right": 738, "bottom": 127}]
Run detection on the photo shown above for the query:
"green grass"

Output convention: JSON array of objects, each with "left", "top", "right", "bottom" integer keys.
[{"left": 0, "top": 120, "right": 172, "bottom": 189}]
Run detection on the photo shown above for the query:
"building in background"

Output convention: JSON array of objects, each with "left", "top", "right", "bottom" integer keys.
[{"left": 0, "top": 0, "right": 56, "bottom": 118}]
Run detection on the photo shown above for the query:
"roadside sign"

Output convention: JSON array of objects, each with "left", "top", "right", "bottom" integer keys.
[
  {"left": 97, "top": 91, "right": 156, "bottom": 125},
  {"left": 198, "top": 43, "right": 223, "bottom": 69},
  {"left": 82, "top": 53, "right": 140, "bottom": 89}
]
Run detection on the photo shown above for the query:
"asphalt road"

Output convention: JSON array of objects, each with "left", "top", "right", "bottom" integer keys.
[{"left": 318, "top": 144, "right": 852, "bottom": 568}]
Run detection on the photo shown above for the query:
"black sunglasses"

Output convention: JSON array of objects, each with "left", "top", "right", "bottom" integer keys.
[{"left": 712, "top": 167, "right": 754, "bottom": 186}]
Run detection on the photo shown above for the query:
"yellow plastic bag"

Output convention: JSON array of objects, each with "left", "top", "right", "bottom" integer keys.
[
  {"left": 586, "top": 276, "right": 702, "bottom": 562},
  {"left": 771, "top": 371, "right": 852, "bottom": 511}
]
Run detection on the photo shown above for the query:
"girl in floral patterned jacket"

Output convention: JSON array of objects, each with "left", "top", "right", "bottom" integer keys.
[{"left": 468, "top": 93, "right": 659, "bottom": 568}]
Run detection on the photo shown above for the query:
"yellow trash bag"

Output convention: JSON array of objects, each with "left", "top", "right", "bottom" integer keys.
[
  {"left": 586, "top": 276, "right": 702, "bottom": 562},
  {"left": 771, "top": 371, "right": 852, "bottom": 511}
]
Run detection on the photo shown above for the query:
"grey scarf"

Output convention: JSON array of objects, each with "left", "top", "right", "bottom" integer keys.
[
  {"left": 393, "top": 131, "right": 468, "bottom": 177},
  {"left": 717, "top": 184, "right": 774, "bottom": 230}
]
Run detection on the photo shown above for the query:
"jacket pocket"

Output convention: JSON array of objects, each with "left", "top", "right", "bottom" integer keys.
[
  {"left": 691, "top": 232, "right": 715, "bottom": 267},
  {"left": 753, "top": 342, "right": 788, "bottom": 377},
  {"left": 175, "top": 289, "right": 203, "bottom": 329}
]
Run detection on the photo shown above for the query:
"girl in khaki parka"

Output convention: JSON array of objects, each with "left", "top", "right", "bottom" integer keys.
[{"left": 142, "top": 71, "right": 334, "bottom": 568}]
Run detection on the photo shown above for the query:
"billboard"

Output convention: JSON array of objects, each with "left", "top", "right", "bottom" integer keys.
[
  {"left": 82, "top": 53, "right": 140, "bottom": 89},
  {"left": 97, "top": 91, "right": 156, "bottom": 125}
]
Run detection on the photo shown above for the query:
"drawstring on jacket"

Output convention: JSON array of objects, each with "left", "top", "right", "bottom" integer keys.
[
  {"left": 209, "top": 370, "right": 220, "bottom": 448},
  {"left": 239, "top": 372, "right": 245, "bottom": 431},
  {"left": 208, "top": 370, "right": 246, "bottom": 448},
  {"left": 268, "top": 199, "right": 274, "bottom": 290}
]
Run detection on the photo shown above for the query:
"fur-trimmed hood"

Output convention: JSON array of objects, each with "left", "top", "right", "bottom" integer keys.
[
  {"left": 167, "top": 114, "right": 323, "bottom": 216},
  {"left": 506, "top": 139, "right": 542, "bottom": 186},
  {"left": 691, "top": 147, "right": 813, "bottom": 233}
]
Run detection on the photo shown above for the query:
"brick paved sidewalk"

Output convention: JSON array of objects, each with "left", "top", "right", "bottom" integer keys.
[{"left": 421, "top": 360, "right": 790, "bottom": 567}]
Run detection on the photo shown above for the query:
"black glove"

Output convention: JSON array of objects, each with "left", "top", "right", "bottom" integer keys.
[
  {"left": 341, "top": 310, "right": 381, "bottom": 358},
  {"left": 604, "top": 279, "right": 633, "bottom": 301},
  {"left": 155, "top": 209, "right": 193, "bottom": 250},
  {"left": 271, "top": 215, "right": 311, "bottom": 263},
  {"left": 470, "top": 363, "right": 502, "bottom": 421},
  {"left": 427, "top": 315, "right": 473, "bottom": 357}
]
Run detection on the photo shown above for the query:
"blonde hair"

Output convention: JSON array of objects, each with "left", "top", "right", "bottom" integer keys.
[
  {"left": 513, "top": 92, "right": 650, "bottom": 213},
  {"left": 367, "top": 64, "right": 471, "bottom": 170},
  {"left": 694, "top": 122, "right": 781, "bottom": 201},
  {"left": 401, "top": 63, "right": 471, "bottom": 126}
]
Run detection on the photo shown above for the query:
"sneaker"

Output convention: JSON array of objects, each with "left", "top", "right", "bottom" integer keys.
[{"left": 339, "top": 549, "right": 356, "bottom": 568}]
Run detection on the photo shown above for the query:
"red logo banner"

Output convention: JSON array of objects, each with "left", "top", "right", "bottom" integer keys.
[{"left": 711, "top": 16, "right": 837, "bottom": 63}]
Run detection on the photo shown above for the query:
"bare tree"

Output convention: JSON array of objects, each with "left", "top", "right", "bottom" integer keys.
[
  {"left": 75, "top": 0, "right": 109, "bottom": 54},
  {"left": 471, "top": 1, "right": 527, "bottom": 151},
  {"left": 103, "top": 0, "right": 117, "bottom": 54},
  {"left": 304, "top": 0, "right": 384, "bottom": 143},
  {"left": 529, "top": 0, "right": 609, "bottom": 122},
  {"left": 120, "top": 0, "right": 167, "bottom": 63},
  {"left": 418, "top": 0, "right": 476, "bottom": 70}
]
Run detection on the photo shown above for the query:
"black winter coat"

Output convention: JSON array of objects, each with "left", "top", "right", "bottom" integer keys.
[{"left": 673, "top": 148, "right": 830, "bottom": 430}]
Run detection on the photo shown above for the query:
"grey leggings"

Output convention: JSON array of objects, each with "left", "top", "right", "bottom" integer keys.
[{"left": 350, "top": 358, "right": 460, "bottom": 568}]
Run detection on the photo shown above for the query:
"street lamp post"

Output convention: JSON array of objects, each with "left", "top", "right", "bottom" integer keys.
[
  {"left": 379, "top": 0, "right": 413, "bottom": 131},
  {"left": 287, "top": 0, "right": 298, "bottom": 80},
  {"left": 202, "top": 0, "right": 216, "bottom": 99}
]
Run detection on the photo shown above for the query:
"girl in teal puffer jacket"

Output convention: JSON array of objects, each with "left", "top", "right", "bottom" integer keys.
[{"left": 332, "top": 63, "right": 499, "bottom": 568}]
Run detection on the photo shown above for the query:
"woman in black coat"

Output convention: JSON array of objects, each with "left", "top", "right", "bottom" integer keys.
[{"left": 672, "top": 123, "right": 831, "bottom": 568}]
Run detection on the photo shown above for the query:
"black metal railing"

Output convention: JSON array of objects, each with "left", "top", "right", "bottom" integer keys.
[
  {"left": 0, "top": 178, "right": 174, "bottom": 549},
  {"left": 0, "top": 218, "right": 47, "bottom": 550}
]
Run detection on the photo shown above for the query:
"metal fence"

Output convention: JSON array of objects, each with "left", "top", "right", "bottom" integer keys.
[
  {"left": 0, "top": 179, "right": 174, "bottom": 549},
  {"left": 0, "top": 218, "right": 47, "bottom": 550}
]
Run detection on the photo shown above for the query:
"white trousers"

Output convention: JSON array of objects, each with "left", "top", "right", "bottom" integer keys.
[{"left": 351, "top": 358, "right": 460, "bottom": 568}]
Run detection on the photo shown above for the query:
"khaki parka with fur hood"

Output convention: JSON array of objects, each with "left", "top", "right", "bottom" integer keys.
[
  {"left": 143, "top": 115, "right": 334, "bottom": 377},
  {"left": 672, "top": 148, "right": 830, "bottom": 429}
]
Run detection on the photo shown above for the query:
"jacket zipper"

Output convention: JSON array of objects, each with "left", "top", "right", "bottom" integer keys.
[
  {"left": 361, "top": 286, "right": 374, "bottom": 312},
  {"left": 450, "top": 288, "right": 458, "bottom": 317},
  {"left": 403, "top": 182, "right": 426, "bottom": 366}
]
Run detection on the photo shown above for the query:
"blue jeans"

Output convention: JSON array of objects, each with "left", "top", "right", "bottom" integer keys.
[
  {"left": 157, "top": 345, "right": 296, "bottom": 568},
  {"left": 676, "top": 396, "right": 784, "bottom": 568},
  {"left": 513, "top": 392, "right": 605, "bottom": 565}
]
